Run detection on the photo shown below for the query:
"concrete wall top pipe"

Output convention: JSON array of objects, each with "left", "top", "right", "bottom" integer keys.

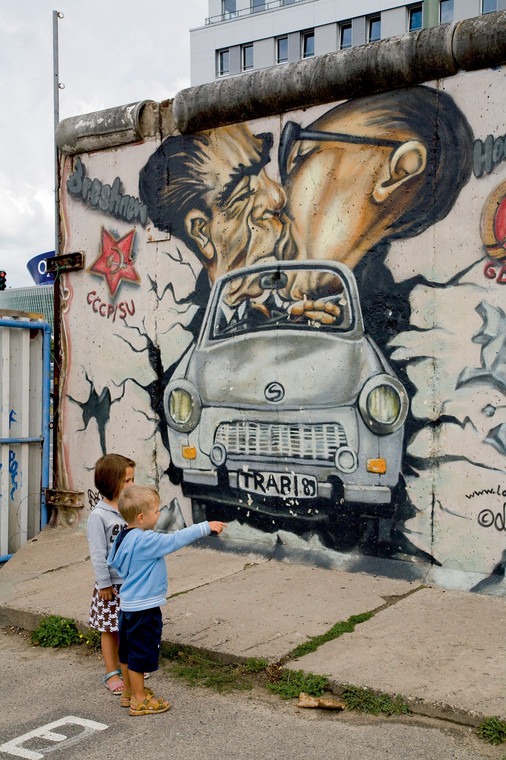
[
  {"left": 55, "top": 11, "right": 506, "bottom": 153},
  {"left": 55, "top": 100, "right": 159, "bottom": 155},
  {"left": 173, "top": 11, "right": 506, "bottom": 134}
]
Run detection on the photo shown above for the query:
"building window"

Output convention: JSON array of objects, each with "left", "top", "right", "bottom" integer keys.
[
  {"left": 440, "top": 0, "right": 454, "bottom": 22},
  {"left": 242, "top": 44, "right": 253, "bottom": 70},
  {"left": 217, "top": 49, "right": 230, "bottom": 76},
  {"left": 277, "top": 36, "right": 288, "bottom": 63},
  {"left": 302, "top": 30, "right": 314, "bottom": 58},
  {"left": 221, "top": 0, "right": 236, "bottom": 18},
  {"left": 252, "top": 0, "right": 265, "bottom": 12},
  {"left": 482, "top": 0, "right": 497, "bottom": 11},
  {"left": 340, "top": 22, "right": 352, "bottom": 49},
  {"left": 409, "top": 4, "right": 423, "bottom": 30},
  {"left": 283, "top": 0, "right": 296, "bottom": 4},
  {"left": 368, "top": 16, "right": 381, "bottom": 42}
]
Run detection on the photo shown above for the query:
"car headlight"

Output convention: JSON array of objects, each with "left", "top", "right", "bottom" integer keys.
[
  {"left": 359, "top": 375, "right": 408, "bottom": 435},
  {"left": 169, "top": 389, "right": 192, "bottom": 424},
  {"left": 164, "top": 380, "right": 202, "bottom": 433}
]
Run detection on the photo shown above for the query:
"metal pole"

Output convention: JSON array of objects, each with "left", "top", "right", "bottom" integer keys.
[
  {"left": 52, "top": 11, "right": 64, "bottom": 493},
  {"left": 52, "top": 10, "right": 62, "bottom": 258}
]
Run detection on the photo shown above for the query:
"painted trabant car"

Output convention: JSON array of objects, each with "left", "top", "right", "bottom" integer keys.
[{"left": 164, "top": 260, "right": 408, "bottom": 534}]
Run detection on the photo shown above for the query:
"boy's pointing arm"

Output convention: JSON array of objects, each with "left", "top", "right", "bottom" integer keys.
[{"left": 153, "top": 520, "right": 226, "bottom": 556}]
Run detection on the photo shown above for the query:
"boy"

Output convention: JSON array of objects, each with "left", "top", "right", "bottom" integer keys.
[{"left": 108, "top": 484, "right": 226, "bottom": 716}]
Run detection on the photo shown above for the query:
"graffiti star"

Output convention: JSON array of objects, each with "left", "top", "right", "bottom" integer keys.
[{"left": 88, "top": 228, "right": 140, "bottom": 297}]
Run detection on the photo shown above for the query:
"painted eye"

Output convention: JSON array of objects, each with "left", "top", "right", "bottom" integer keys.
[
  {"left": 287, "top": 142, "right": 316, "bottom": 175},
  {"left": 231, "top": 187, "right": 254, "bottom": 205}
]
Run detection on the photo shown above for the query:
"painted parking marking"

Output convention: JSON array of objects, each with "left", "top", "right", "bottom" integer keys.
[{"left": 0, "top": 716, "right": 108, "bottom": 759}]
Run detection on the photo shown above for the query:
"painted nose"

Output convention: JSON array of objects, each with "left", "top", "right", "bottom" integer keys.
[{"left": 252, "top": 171, "right": 286, "bottom": 221}]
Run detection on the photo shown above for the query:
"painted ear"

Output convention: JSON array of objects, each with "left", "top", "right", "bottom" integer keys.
[
  {"left": 184, "top": 210, "right": 215, "bottom": 261},
  {"left": 372, "top": 140, "right": 427, "bottom": 203}
]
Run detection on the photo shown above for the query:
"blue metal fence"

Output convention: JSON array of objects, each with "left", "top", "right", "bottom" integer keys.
[{"left": 0, "top": 317, "right": 52, "bottom": 561}]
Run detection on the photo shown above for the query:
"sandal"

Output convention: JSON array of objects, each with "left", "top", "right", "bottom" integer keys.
[
  {"left": 103, "top": 669, "right": 124, "bottom": 695},
  {"left": 129, "top": 693, "right": 171, "bottom": 716},
  {"left": 121, "top": 687, "right": 154, "bottom": 708}
]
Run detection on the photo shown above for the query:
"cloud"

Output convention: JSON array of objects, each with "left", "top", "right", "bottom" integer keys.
[
  {"left": 0, "top": 180, "right": 54, "bottom": 286},
  {"left": 0, "top": 0, "right": 207, "bottom": 287}
]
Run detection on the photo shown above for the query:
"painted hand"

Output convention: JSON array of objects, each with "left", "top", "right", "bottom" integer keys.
[{"left": 289, "top": 299, "right": 342, "bottom": 324}]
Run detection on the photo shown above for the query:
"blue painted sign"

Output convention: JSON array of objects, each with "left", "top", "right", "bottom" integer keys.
[{"left": 27, "top": 252, "right": 55, "bottom": 285}]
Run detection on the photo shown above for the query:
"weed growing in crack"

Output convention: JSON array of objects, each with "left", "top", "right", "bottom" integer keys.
[
  {"left": 243, "top": 657, "right": 269, "bottom": 673},
  {"left": 476, "top": 716, "right": 506, "bottom": 745},
  {"left": 82, "top": 628, "right": 101, "bottom": 649},
  {"left": 289, "top": 611, "right": 374, "bottom": 658},
  {"left": 342, "top": 686, "right": 411, "bottom": 716},
  {"left": 161, "top": 646, "right": 254, "bottom": 693},
  {"left": 266, "top": 669, "right": 330, "bottom": 700},
  {"left": 30, "top": 615, "right": 81, "bottom": 648}
]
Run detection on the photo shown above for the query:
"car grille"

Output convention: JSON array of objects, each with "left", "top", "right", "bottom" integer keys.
[{"left": 215, "top": 421, "right": 347, "bottom": 462}]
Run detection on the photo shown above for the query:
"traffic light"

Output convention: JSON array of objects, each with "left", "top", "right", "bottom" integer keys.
[{"left": 0, "top": 271, "right": 5, "bottom": 291}]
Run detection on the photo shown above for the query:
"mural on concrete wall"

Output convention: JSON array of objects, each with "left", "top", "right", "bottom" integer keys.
[{"left": 59, "top": 73, "right": 506, "bottom": 592}]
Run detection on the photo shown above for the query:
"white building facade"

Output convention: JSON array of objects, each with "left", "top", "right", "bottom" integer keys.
[{"left": 190, "top": 0, "right": 503, "bottom": 85}]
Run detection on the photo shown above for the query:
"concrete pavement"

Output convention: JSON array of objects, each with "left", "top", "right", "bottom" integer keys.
[{"left": 0, "top": 524, "right": 504, "bottom": 727}]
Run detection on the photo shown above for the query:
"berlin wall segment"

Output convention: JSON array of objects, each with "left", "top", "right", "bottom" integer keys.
[{"left": 54, "top": 16, "right": 506, "bottom": 593}]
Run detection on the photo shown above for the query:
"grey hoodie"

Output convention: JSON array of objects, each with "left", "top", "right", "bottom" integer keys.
[{"left": 86, "top": 500, "right": 126, "bottom": 588}]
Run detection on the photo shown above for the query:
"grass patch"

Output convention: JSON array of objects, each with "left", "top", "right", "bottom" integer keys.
[
  {"left": 342, "top": 686, "right": 411, "bottom": 716},
  {"left": 476, "top": 717, "right": 506, "bottom": 745},
  {"left": 29, "top": 617, "right": 101, "bottom": 650},
  {"left": 266, "top": 669, "right": 329, "bottom": 700},
  {"left": 289, "top": 611, "right": 374, "bottom": 658},
  {"left": 81, "top": 628, "right": 101, "bottom": 649},
  {"left": 168, "top": 589, "right": 191, "bottom": 599},
  {"left": 30, "top": 615, "right": 81, "bottom": 648},
  {"left": 161, "top": 645, "right": 255, "bottom": 693},
  {"left": 243, "top": 657, "right": 269, "bottom": 673}
]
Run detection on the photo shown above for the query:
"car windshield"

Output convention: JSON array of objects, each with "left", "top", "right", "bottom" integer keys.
[{"left": 210, "top": 266, "right": 354, "bottom": 340}]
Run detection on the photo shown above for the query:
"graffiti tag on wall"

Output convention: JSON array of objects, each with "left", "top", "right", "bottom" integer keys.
[{"left": 67, "top": 157, "right": 148, "bottom": 226}]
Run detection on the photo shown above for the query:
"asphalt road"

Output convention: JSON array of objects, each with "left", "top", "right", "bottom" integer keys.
[{"left": 0, "top": 628, "right": 502, "bottom": 760}]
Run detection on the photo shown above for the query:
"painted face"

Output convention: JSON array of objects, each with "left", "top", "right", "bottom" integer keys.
[
  {"left": 279, "top": 104, "right": 427, "bottom": 299},
  {"left": 283, "top": 117, "right": 397, "bottom": 268},
  {"left": 188, "top": 124, "right": 286, "bottom": 289},
  {"left": 141, "top": 498, "right": 161, "bottom": 531}
]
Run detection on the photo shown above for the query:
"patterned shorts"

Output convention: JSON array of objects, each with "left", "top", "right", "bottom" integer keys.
[{"left": 88, "top": 582, "right": 121, "bottom": 633}]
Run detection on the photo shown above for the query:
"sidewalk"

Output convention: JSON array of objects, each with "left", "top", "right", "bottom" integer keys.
[{"left": 0, "top": 525, "right": 504, "bottom": 727}]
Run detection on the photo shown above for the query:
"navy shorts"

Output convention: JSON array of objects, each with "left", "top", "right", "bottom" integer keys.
[{"left": 118, "top": 607, "right": 163, "bottom": 674}]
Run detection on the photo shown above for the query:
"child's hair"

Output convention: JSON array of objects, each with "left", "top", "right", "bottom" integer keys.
[
  {"left": 118, "top": 485, "right": 159, "bottom": 524},
  {"left": 94, "top": 454, "right": 136, "bottom": 501}
]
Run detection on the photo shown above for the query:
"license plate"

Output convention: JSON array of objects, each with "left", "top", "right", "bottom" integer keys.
[{"left": 237, "top": 470, "right": 318, "bottom": 499}]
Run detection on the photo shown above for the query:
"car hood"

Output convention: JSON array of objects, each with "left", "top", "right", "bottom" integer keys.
[{"left": 183, "top": 331, "right": 380, "bottom": 409}]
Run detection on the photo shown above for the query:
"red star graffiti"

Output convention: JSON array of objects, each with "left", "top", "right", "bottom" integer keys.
[{"left": 88, "top": 228, "right": 140, "bottom": 297}]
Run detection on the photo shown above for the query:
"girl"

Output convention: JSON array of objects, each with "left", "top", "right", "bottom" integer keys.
[{"left": 87, "top": 453, "right": 135, "bottom": 694}]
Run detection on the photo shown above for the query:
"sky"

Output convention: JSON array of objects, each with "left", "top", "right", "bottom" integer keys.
[{"left": 0, "top": 0, "right": 208, "bottom": 288}]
